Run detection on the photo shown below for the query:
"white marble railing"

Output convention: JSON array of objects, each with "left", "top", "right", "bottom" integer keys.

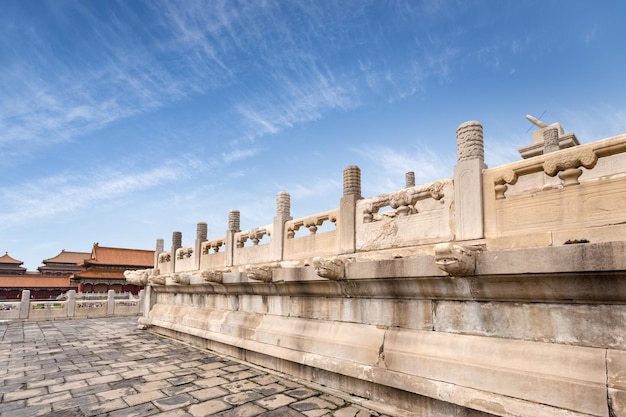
[
  {"left": 0, "top": 289, "right": 144, "bottom": 322},
  {"left": 148, "top": 129, "right": 626, "bottom": 278},
  {"left": 134, "top": 121, "right": 626, "bottom": 417}
]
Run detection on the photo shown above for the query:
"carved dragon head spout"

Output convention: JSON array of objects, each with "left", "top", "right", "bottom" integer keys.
[
  {"left": 149, "top": 274, "right": 167, "bottom": 286},
  {"left": 245, "top": 262, "right": 280, "bottom": 282},
  {"left": 201, "top": 269, "right": 228, "bottom": 283},
  {"left": 313, "top": 257, "right": 346, "bottom": 280},
  {"left": 124, "top": 268, "right": 153, "bottom": 286},
  {"left": 172, "top": 273, "right": 191, "bottom": 285},
  {"left": 435, "top": 243, "right": 480, "bottom": 276}
]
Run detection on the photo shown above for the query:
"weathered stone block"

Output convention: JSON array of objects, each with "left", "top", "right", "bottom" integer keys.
[{"left": 434, "top": 301, "right": 626, "bottom": 349}]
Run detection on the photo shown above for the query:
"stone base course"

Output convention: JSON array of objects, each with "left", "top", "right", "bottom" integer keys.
[{"left": 0, "top": 317, "right": 392, "bottom": 417}]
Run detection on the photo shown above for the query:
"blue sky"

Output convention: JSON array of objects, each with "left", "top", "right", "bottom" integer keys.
[{"left": 1, "top": 0, "right": 625, "bottom": 270}]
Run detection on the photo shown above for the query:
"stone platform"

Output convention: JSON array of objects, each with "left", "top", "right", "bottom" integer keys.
[{"left": 0, "top": 317, "right": 392, "bottom": 417}]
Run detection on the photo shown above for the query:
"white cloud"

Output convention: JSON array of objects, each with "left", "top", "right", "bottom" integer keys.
[
  {"left": 351, "top": 145, "right": 455, "bottom": 195},
  {"left": 234, "top": 64, "right": 360, "bottom": 140},
  {"left": 0, "top": 161, "right": 190, "bottom": 228},
  {"left": 222, "top": 147, "right": 262, "bottom": 164},
  {"left": 560, "top": 106, "right": 626, "bottom": 143}
]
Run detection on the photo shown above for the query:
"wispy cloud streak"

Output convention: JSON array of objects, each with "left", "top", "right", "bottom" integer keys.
[{"left": 0, "top": 161, "right": 191, "bottom": 227}]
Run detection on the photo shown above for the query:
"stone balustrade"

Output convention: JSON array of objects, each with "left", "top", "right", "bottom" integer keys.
[
  {"left": 483, "top": 133, "right": 626, "bottom": 249},
  {"left": 134, "top": 120, "right": 626, "bottom": 417},
  {"left": 0, "top": 289, "right": 144, "bottom": 322}
]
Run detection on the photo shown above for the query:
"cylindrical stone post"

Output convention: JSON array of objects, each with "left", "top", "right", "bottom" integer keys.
[
  {"left": 171, "top": 232, "right": 182, "bottom": 252},
  {"left": 195, "top": 222, "right": 208, "bottom": 270},
  {"left": 272, "top": 192, "right": 292, "bottom": 262},
  {"left": 406, "top": 171, "right": 415, "bottom": 188},
  {"left": 340, "top": 166, "right": 361, "bottom": 254},
  {"left": 543, "top": 126, "right": 560, "bottom": 154},
  {"left": 196, "top": 222, "right": 208, "bottom": 240},
  {"left": 456, "top": 121, "right": 484, "bottom": 162},
  {"left": 228, "top": 210, "right": 241, "bottom": 232},
  {"left": 343, "top": 165, "right": 362, "bottom": 198},
  {"left": 276, "top": 192, "right": 291, "bottom": 217},
  {"left": 226, "top": 210, "right": 240, "bottom": 267},
  {"left": 171, "top": 231, "right": 182, "bottom": 271}
]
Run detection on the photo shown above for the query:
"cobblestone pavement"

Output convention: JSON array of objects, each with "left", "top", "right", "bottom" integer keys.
[{"left": 0, "top": 317, "right": 392, "bottom": 417}]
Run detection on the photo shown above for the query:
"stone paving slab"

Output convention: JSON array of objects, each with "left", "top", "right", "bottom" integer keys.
[{"left": 0, "top": 317, "right": 392, "bottom": 417}]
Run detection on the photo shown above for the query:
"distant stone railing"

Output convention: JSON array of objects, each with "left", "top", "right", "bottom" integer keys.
[{"left": 0, "top": 289, "right": 144, "bottom": 322}]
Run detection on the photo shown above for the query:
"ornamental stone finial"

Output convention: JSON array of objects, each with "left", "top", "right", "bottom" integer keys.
[
  {"left": 543, "top": 127, "right": 560, "bottom": 154},
  {"left": 172, "top": 231, "right": 182, "bottom": 251},
  {"left": 228, "top": 210, "right": 241, "bottom": 232},
  {"left": 343, "top": 165, "right": 362, "bottom": 198},
  {"left": 277, "top": 192, "right": 290, "bottom": 216},
  {"left": 405, "top": 171, "right": 415, "bottom": 188},
  {"left": 456, "top": 121, "right": 484, "bottom": 162},
  {"left": 196, "top": 222, "right": 208, "bottom": 240}
]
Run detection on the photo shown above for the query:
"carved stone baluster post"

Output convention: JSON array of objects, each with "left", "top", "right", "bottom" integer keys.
[
  {"left": 195, "top": 222, "right": 207, "bottom": 270},
  {"left": 154, "top": 238, "right": 164, "bottom": 270},
  {"left": 171, "top": 231, "right": 182, "bottom": 273},
  {"left": 340, "top": 165, "right": 362, "bottom": 254},
  {"left": 19, "top": 290, "right": 30, "bottom": 319},
  {"left": 542, "top": 126, "right": 563, "bottom": 189},
  {"left": 145, "top": 238, "right": 164, "bottom": 318},
  {"left": 406, "top": 171, "right": 415, "bottom": 188},
  {"left": 226, "top": 210, "right": 240, "bottom": 267},
  {"left": 271, "top": 192, "right": 292, "bottom": 261},
  {"left": 454, "top": 121, "right": 487, "bottom": 241},
  {"left": 543, "top": 127, "right": 560, "bottom": 154}
]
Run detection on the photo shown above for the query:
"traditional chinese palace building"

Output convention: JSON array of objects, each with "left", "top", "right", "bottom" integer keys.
[
  {"left": 72, "top": 243, "right": 154, "bottom": 294},
  {"left": 0, "top": 251, "right": 76, "bottom": 300}
]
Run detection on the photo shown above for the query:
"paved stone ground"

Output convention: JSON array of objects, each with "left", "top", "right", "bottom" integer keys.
[{"left": 0, "top": 317, "right": 392, "bottom": 417}]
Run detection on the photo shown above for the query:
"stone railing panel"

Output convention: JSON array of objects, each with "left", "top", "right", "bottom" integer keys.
[
  {"left": 283, "top": 209, "right": 340, "bottom": 260},
  {"left": 174, "top": 246, "right": 196, "bottom": 272},
  {"left": 0, "top": 302, "right": 20, "bottom": 320},
  {"left": 74, "top": 300, "right": 108, "bottom": 318},
  {"left": 157, "top": 251, "right": 173, "bottom": 274},
  {"left": 200, "top": 239, "right": 226, "bottom": 270},
  {"left": 356, "top": 179, "right": 453, "bottom": 251},
  {"left": 113, "top": 299, "right": 141, "bottom": 316},
  {"left": 28, "top": 301, "right": 67, "bottom": 320},
  {"left": 484, "top": 134, "right": 626, "bottom": 244},
  {"left": 232, "top": 225, "right": 273, "bottom": 265}
]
